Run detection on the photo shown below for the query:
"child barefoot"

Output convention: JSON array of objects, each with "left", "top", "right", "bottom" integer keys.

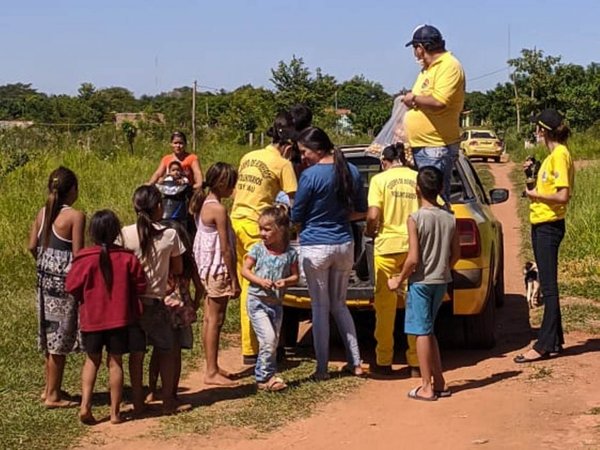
[
  {"left": 242, "top": 205, "right": 298, "bottom": 391},
  {"left": 191, "top": 162, "right": 241, "bottom": 386},
  {"left": 121, "top": 185, "right": 187, "bottom": 414},
  {"left": 147, "top": 220, "right": 202, "bottom": 402},
  {"left": 66, "top": 210, "right": 147, "bottom": 424},
  {"left": 388, "top": 167, "right": 460, "bottom": 401},
  {"left": 27, "top": 166, "right": 85, "bottom": 409}
]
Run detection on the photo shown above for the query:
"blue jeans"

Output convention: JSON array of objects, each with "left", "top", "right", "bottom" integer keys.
[
  {"left": 301, "top": 242, "right": 361, "bottom": 373},
  {"left": 412, "top": 143, "right": 459, "bottom": 205},
  {"left": 531, "top": 220, "right": 565, "bottom": 354},
  {"left": 247, "top": 294, "right": 283, "bottom": 382}
]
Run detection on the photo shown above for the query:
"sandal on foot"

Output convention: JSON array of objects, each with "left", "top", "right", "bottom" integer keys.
[
  {"left": 513, "top": 350, "right": 550, "bottom": 364},
  {"left": 341, "top": 364, "right": 365, "bottom": 377},
  {"left": 310, "top": 372, "right": 331, "bottom": 382},
  {"left": 257, "top": 376, "right": 287, "bottom": 392},
  {"left": 434, "top": 389, "right": 452, "bottom": 398},
  {"left": 407, "top": 386, "right": 437, "bottom": 402}
]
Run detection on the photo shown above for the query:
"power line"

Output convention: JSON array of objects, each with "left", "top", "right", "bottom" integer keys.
[{"left": 467, "top": 67, "right": 509, "bottom": 83}]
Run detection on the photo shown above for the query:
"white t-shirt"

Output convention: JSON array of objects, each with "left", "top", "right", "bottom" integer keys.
[{"left": 120, "top": 224, "right": 185, "bottom": 298}]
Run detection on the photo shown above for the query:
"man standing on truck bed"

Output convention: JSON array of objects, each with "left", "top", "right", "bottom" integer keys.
[{"left": 401, "top": 24, "right": 465, "bottom": 210}]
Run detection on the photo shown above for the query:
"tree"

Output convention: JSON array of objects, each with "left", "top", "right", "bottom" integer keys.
[
  {"left": 121, "top": 122, "right": 137, "bottom": 154},
  {"left": 337, "top": 76, "right": 392, "bottom": 134}
]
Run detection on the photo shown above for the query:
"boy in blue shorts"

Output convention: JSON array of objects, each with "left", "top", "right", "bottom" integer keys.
[{"left": 388, "top": 166, "right": 459, "bottom": 401}]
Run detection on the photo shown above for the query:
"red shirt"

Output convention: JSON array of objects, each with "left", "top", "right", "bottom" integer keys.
[
  {"left": 66, "top": 246, "right": 147, "bottom": 332},
  {"left": 160, "top": 153, "right": 199, "bottom": 185}
]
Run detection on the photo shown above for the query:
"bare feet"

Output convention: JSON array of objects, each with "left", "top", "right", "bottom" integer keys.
[
  {"left": 145, "top": 391, "right": 160, "bottom": 403},
  {"left": 45, "top": 399, "right": 78, "bottom": 409},
  {"left": 162, "top": 399, "right": 192, "bottom": 415},
  {"left": 218, "top": 367, "right": 233, "bottom": 378},
  {"left": 204, "top": 372, "right": 240, "bottom": 386},
  {"left": 79, "top": 411, "right": 97, "bottom": 425},
  {"left": 110, "top": 414, "right": 123, "bottom": 425}
]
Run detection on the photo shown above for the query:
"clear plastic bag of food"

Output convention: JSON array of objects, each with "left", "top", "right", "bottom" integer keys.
[{"left": 366, "top": 96, "right": 409, "bottom": 157}]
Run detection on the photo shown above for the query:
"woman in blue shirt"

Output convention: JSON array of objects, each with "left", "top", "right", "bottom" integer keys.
[{"left": 291, "top": 127, "right": 367, "bottom": 380}]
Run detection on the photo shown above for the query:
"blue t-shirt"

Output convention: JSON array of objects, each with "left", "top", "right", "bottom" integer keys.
[
  {"left": 291, "top": 162, "right": 367, "bottom": 245},
  {"left": 247, "top": 242, "right": 298, "bottom": 300}
]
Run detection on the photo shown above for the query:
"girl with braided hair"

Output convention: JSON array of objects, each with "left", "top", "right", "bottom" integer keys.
[{"left": 27, "top": 166, "right": 85, "bottom": 408}]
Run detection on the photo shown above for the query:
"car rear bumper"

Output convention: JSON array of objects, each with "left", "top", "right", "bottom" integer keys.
[{"left": 283, "top": 268, "right": 486, "bottom": 314}]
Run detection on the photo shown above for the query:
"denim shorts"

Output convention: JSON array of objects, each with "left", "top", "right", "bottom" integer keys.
[{"left": 404, "top": 283, "right": 447, "bottom": 335}]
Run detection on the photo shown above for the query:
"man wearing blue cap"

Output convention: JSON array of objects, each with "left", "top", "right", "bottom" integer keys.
[{"left": 401, "top": 25, "right": 465, "bottom": 209}]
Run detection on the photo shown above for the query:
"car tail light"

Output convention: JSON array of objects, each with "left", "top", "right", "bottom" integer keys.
[
  {"left": 469, "top": 140, "right": 478, "bottom": 146},
  {"left": 457, "top": 218, "right": 481, "bottom": 258}
]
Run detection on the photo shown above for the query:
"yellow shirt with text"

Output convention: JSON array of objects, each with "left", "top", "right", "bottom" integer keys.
[
  {"left": 404, "top": 51, "right": 465, "bottom": 148},
  {"left": 231, "top": 145, "right": 297, "bottom": 221},
  {"left": 530, "top": 144, "right": 574, "bottom": 224},
  {"left": 368, "top": 166, "right": 419, "bottom": 255}
]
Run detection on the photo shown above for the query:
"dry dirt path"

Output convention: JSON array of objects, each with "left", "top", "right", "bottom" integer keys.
[{"left": 78, "top": 161, "right": 600, "bottom": 450}]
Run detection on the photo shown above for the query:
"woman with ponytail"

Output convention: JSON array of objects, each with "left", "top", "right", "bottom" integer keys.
[
  {"left": 66, "top": 210, "right": 146, "bottom": 424},
  {"left": 120, "top": 185, "right": 186, "bottom": 414},
  {"left": 231, "top": 112, "right": 298, "bottom": 365},
  {"left": 28, "top": 166, "right": 85, "bottom": 408},
  {"left": 291, "top": 127, "right": 367, "bottom": 380}
]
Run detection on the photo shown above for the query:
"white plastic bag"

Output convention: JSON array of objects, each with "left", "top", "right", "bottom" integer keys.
[{"left": 366, "top": 96, "right": 409, "bottom": 157}]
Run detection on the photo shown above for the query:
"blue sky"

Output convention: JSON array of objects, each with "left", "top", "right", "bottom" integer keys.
[{"left": 2, "top": 0, "right": 598, "bottom": 96}]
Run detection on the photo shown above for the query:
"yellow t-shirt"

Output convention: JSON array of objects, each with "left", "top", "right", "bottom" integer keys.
[
  {"left": 231, "top": 145, "right": 297, "bottom": 221},
  {"left": 530, "top": 144, "right": 574, "bottom": 224},
  {"left": 404, "top": 52, "right": 465, "bottom": 148},
  {"left": 368, "top": 166, "right": 419, "bottom": 255}
]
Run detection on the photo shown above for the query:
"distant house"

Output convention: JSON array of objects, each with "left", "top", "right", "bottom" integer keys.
[
  {"left": 335, "top": 108, "right": 353, "bottom": 134},
  {"left": 113, "top": 112, "right": 165, "bottom": 127},
  {"left": 0, "top": 120, "right": 34, "bottom": 129}
]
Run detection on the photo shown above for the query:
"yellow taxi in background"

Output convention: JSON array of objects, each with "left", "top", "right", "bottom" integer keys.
[
  {"left": 460, "top": 128, "right": 504, "bottom": 163},
  {"left": 282, "top": 145, "right": 509, "bottom": 349}
]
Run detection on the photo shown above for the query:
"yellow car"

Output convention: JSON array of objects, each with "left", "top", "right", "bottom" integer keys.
[
  {"left": 282, "top": 145, "right": 508, "bottom": 349},
  {"left": 460, "top": 128, "right": 504, "bottom": 163}
]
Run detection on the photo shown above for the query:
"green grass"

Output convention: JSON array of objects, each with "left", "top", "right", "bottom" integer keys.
[
  {"left": 509, "top": 135, "right": 600, "bottom": 333},
  {"left": 160, "top": 360, "right": 363, "bottom": 436},
  {"left": 0, "top": 138, "right": 251, "bottom": 450},
  {"left": 528, "top": 366, "right": 553, "bottom": 380}
]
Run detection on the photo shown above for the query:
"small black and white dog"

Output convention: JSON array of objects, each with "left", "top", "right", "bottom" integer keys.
[{"left": 524, "top": 261, "right": 541, "bottom": 309}]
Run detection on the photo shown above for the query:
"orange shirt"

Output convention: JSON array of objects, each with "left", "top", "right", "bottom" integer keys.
[{"left": 160, "top": 153, "right": 199, "bottom": 185}]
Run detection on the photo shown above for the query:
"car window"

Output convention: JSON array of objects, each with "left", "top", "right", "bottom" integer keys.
[
  {"left": 463, "top": 158, "right": 490, "bottom": 204},
  {"left": 471, "top": 131, "right": 496, "bottom": 139}
]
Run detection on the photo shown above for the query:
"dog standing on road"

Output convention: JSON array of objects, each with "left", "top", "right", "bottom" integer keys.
[{"left": 524, "top": 261, "right": 541, "bottom": 309}]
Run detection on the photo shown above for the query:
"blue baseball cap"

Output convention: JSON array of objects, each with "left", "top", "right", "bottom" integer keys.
[
  {"left": 405, "top": 24, "right": 444, "bottom": 47},
  {"left": 531, "top": 108, "right": 564, "bottom": 131}
]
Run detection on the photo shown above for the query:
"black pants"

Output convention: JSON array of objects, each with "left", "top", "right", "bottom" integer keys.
[{"left": 531, "top": 219, "right": 565, "bottom": 354}]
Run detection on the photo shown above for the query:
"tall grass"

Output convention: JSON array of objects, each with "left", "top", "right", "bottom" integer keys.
[{"left": 0, "top": 135, "right": 252, "bottom": 449}]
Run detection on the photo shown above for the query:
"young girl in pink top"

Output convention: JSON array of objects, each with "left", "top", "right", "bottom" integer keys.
[{"left": 190, "top": 162, "right": 240, "bottom": 386}]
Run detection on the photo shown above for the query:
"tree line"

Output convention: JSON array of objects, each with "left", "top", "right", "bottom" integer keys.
[{"left": 1, "top": 50, "right": 599, "bottom": 144}]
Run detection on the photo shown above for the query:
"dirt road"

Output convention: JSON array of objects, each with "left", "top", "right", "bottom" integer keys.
[{"left": 80, "top": 162, "right": 600, "bottom": 450}]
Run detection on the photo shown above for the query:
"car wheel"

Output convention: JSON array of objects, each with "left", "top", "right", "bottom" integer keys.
[
  {"left": 494, "top": 156, "right": 501, "bottom": 163},
  {"left": 463, "top": 263, "right": 496, "bottom": 349}
]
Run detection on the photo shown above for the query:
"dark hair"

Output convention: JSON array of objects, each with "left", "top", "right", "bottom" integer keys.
[
  {"left": 41, "top": 166, "right": 78, "bottom": 249},
  {"left": 297, "top": 127, "right": 354, "bottom": 209},
  {"left": 266, "top": 111, "right": 296, "bottom": 145},
  {"left": 89, "top": 210, "right": 122, "bottom": 292},
  {"left": 189, "top": 162, "right": 238, "bottom": 215},
  {"left": 168, "top": 160, "right": 183, "bottom": 170},
  {"left": 289, "top": 104, "right": 313, "bottom": 132},
  {"left": 417, "top": 166, "right": 444, "bottom": 201},
  {"left": 160, "top": 219, "right": 195, "bottom": 280},
  {"left": 381, "top": 143, "right": 408, "bottom": 166},
  {"left": 132, "top": 185, "right": 164, "bottom": 259},
  {"left": 260, "top": 204, "right": 291, "bottom": 247},
  {"left": 546, "top": 123, "right": 571, "bottom": 144},
  {"left": 170, "top": 131, "right": 187, "bottom": 145}
]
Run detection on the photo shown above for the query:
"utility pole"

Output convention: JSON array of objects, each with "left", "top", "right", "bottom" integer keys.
[{"left": 192, "top": 80, "right": 197, "bottom": 153}]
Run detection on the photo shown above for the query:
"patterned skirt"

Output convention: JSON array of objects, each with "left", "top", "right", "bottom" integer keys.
[{"left": 36, "top": 247, "right": 80, "bottom": 354}]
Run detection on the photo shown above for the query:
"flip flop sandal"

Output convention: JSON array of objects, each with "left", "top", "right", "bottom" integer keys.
[
  {"left": 407, "top": 386, "right": 438, "bottom": 402},
  {"left": 434, "top": 389, "right": 452, "bottom": 398},
  {"left": 341, "top": 364, "right": 366, "bottom": 377},
  {"left": 257, "top": 376, "right": 287, "bottom": 392}
]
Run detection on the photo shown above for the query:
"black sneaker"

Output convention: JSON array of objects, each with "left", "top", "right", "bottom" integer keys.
[
  {"left": 243, "top": 355, "right": 258, "bottom": 366},
  {"left": 370, "top": 363, "right": 393, "bottom": 376}
]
